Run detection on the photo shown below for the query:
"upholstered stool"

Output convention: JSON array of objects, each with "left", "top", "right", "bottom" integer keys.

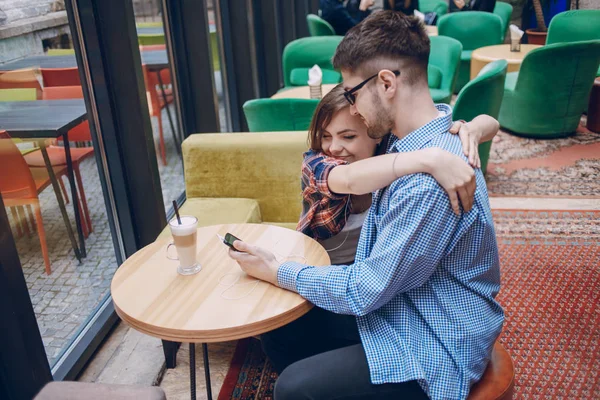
[
  {"left": 468, "top": 341, "right": 515, "bottom": 400},
  {"left": 587, "top": 77, "right": 600, "bottom": 133},
  {"left": 34, "top": 381, "right": 167, "bottom": 400}
]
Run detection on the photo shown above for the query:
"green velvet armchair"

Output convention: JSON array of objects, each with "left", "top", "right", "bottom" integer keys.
[
  {"left": 453, "top": 60, "right": 508, "bottom": 174},
  {"left": 243, "top": 98, "right": 320, "bottom": 132},
  {"left": 438, "top": 12, "right": 503, "bottom": 93},
  {"left": 428, "top": 36, "right": 462, "bottom": 104},
  {"left": 547, "top": 10, "right": 600, "bottom": 76},
  {"left": 307, "top": 14, "right": 335, "bottom": 36},
  {"left": 493, "top": 1, "right": 513, "bottom": 42},
  {"left": 282, "top": 36, "right": 343, "bottom": 88},
  {"left": 418, "top": 0, "right": 448, "bottom": 16},
  {"left": 498, "top": 40, "right": 600, "bottom": 138}
]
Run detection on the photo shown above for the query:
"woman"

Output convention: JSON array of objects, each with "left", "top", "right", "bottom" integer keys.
[
  {"left": 320, "top": 0, "right": 375, "bottom": 36},
  {"left": 450, "top": 0, "right": 497, "bottom": 13},
  {"left": 297, "top": 85, "right": 498, "bottom": 264}
]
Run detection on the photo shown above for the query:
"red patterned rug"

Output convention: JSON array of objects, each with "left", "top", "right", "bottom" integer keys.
[
  {"left": 218, "top": 210, "right": 600, "bottom": 400},
  {"left": 486, "top": 125, "right": 600, "bottom": 198}
]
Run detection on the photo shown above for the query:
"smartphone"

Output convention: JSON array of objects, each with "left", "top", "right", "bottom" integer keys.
[{"left": 220, "top": 233, "right": 242, "bottom": 249}]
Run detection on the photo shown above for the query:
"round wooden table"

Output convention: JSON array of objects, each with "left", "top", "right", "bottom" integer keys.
[
  {"left": 470, "top": 44, "right": 541, "bottom": 79},
  {"left": 111, "top": 223, "right": 329, "bottom": 399},
  {"left": 271, "top": 83, "right": 337, "bottom": 100}
]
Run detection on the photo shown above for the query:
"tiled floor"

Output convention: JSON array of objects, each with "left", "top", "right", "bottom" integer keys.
[{"left": 8, "top": 104, "right": 185, "bottom": 365}]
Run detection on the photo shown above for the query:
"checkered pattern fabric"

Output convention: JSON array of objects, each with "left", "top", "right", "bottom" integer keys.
[
  {"left": 297, "top": 150, "right": 351, "bottom": 240},
  {"left": 279, "top": 104, "right": 504, "bottom": 400}
]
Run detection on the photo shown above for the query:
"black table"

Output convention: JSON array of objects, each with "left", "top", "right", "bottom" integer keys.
[
  {"left": 0, "top": 51, "right": 180, "bottom": 152},
  {"left": 0, "top": 50, "right": 169, "bottom": 71},
  {"left": 0, "top": 99, "right": 88, "bottom": 261}
]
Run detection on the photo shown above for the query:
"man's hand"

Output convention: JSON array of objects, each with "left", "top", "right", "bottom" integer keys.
[
  {"left": 228, "top": 241, "right": 280, "bottom": 286},
  {"left": 359, "top": 0, "right": 375, "bottom": 11},
  {"left": 450, "top": 120, "right": 482, "bottom": 168}
]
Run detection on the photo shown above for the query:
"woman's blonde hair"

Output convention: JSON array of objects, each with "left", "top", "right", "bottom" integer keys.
[{"left": 307, "top": 84, "right": 349, "bottom": 152}]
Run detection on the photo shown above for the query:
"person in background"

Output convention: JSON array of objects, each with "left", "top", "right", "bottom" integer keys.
[
  {"left": 384, "top": 0, "right": 418, "bottom": 17},
  {"left": 450, "top": 0, "right": 497, "bottom": 13},
  {"left": 320, "top": 0, "right": 375, "bottom": 36}
]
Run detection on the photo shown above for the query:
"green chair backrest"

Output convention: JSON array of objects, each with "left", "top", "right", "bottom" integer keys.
[
  {"left": 243, "top": 98, "right": 320, "bottom": 132},
  {"left": 493, "top": 1, "right": 513, "bottom": 41},
  {"left": 307, "top": 14, "right": 335, "bottom": 36},
  {"left": 0, "top": 88, "right": 37, "bottom": 101},
  {"left": 428, "top": 36, "right": 462, "bottom": 93},
  {"left": 453, "top": 60, "right": 507, "bottom": 173},
  {"left": 282, "top": 36, "right": 343, "bottom": 87},
  {"left": 438, "top": 11, "right": 503, "bottom": 51},
  {"left": 47, "top": 49, "right": 75, "bottom": 56},
  {"left": 515, "top": 40, "right": 600, "bottom": 122},
  {"left": 138, "top": 33, "right": 165, "bottom": 46},
  {"left": 419, "top": 0, "right": 448, "bottom": 16},
  {"left": 547, "top": 10, "right": 600, "bottom": 45}
]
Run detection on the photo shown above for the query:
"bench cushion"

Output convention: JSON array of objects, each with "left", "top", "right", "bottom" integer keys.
[{"left": 157, "top": 197, "right": 262, "bottom": 239}]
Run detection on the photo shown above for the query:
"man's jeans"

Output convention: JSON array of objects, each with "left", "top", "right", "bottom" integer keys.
[{"left": 261, "top": 307, "right": 429, "bottom": 400}]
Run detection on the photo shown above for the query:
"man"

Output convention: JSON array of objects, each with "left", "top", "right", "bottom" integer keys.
[
  {"left": 320, "top": 0, "right": 374, "bottom": 36},
  {"left": 229, "top": 11, "right": 504, "bottom": 400}
]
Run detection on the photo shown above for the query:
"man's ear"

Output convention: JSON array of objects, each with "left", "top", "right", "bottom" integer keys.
[{"left": 378, "top": 69, "right": 397, "bottom": 99}]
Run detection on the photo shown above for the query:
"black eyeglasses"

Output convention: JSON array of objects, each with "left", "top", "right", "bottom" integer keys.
[{"left": 343, "top": 70, "right": 400, "bottom": 105}]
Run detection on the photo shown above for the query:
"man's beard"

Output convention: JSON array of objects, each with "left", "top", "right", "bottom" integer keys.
[{"left": 366, "top": 93, "right": 394, "bottom": 139}]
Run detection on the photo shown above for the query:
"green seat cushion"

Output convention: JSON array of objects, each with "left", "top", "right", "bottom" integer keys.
[
  {"left": 157, "top": 197, "right": 262, "bottom": 239},
  {"left": 289, "top": 68, "right": 341, "bottom": 86},
  {"left": 428, "top": 65, "right": 443, "bottom": 89}
]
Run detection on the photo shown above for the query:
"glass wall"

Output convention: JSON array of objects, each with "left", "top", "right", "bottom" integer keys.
[
  {"left": 0, "top": 6, "right": 122, "bottom": 368},
  {"left": 132, "top": 0, "right": 185, "bottom": 210}
]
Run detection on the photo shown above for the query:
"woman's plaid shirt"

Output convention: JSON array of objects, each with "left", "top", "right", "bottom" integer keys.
[{"left": 296, "top": 150, "right": 351, "bottom": 240}]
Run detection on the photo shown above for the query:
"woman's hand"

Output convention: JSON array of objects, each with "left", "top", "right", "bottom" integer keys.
[
  {"left": 423, "top": 148, "right": 476, "bottom": 215},
  {"left": 453, "top": 0, "right": 466, "bottom": 9},
  {"left": 228, "top": 241, "right": 280, "bottom": 286},
  {"left": 449, "top": 120, "right": 482, "bottom": 168}
]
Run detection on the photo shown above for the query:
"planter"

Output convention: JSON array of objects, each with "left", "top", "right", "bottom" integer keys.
[{"left": 526, "top": 29, "right": 548, "bottom": 45}]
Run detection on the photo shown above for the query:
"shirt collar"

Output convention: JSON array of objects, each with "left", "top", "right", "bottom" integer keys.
[{"left": 387, "top": 104, "right": 453, "bottom": 153}]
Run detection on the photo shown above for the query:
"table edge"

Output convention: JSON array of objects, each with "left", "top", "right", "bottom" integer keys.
[{"left": 114, "top": 299, "right": 314, "bottom": 343}]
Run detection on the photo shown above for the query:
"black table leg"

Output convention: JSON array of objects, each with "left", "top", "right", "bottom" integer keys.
[
  {"left": 202, "top": 343, "right": 213, "bottom": 400},
  {"left": 62, "top": 133, "right": 86, "bottom": 258},
  {"left": 190, "top": 343, "right": 196, "bottom": 400},
  {"left": 155, "top": 70, "right": 181, "bottom": 156},
  {"left": 162, "top": 340, "right": 180, "bottom": 369},
  {"left": 40, "top": 143, "right": 81, "bottom": 262}
]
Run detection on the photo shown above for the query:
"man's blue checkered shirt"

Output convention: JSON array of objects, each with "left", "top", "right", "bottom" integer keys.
[{"left": 278, "top": 104, "right": 504, "bottom": 400}]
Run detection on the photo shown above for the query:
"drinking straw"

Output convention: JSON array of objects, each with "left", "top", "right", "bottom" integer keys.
[{"left": 173, "top": 200, "right": 181, "bottom": 225}]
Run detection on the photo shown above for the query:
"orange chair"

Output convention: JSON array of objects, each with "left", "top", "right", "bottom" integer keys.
[
  {"left": 41, "top": 67, "right": 81, "bottom": 87},
  {"left": 140, "top": 44, "right": 173, "bottom": 166},
  {"left": 0, "top": 131, "right": 71, "bottom": 274},
  {"left": 24, "top": 86, "right": 94, "bottom": 237},
  {"left": 141, "top": 64, "right": 174, "bottom": 166},
  {"left": 0, "top": 68, "right": 43, "bottom": 99}
]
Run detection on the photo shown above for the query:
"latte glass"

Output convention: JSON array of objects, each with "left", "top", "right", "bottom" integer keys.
[{"left": 167, "top": 216, "right": 201, "bottom": 275}]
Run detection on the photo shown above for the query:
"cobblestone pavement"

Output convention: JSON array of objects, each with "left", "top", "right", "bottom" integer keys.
[{"left": 7, "top": 104, "right": 186, "bottom": 365}]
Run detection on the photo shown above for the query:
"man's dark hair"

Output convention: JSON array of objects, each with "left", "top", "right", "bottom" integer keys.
[{"left": 332, "top": 10, "right": 430, "bottom": 85}]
